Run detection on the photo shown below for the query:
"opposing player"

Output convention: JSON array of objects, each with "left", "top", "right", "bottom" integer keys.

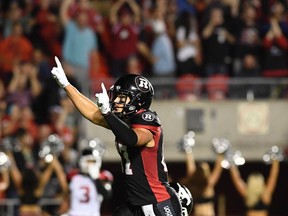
[
  {"left": 51, "top": 56, "right": 182, "bottom": 216},
  {"left": 60, "top": 146, "right": 113, "bottom": 216}
]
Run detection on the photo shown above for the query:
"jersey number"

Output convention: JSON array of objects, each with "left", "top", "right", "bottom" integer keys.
[{"left": 80, "top": 186, "right": 90, "bottom": 203}]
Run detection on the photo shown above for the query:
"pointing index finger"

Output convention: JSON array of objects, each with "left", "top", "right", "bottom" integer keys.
[
  {"left": 101, "top": 83, "right": 109, "bottom": 97},
  {"left": 54, "top": 56, "right": 62, "bottom": 68}
]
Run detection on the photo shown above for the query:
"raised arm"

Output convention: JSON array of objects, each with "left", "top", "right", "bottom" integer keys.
[
  {"left": 109, "top": 0, "right": 126, "bottom": 25},
  {"left": 229, "top": 164, "right": 247, "bottom": 197},
  {"left": 51, "top": 157, "right": 68, "bottom": 195},
  {"left": 7, "top": 152, "right": 23, "bottom": 193},
  {"left": 27, "top": 63, "right": 42, "bottom": 97},
  {"left": 37, "top": 156, "right": 68, "bottom": 197},
  {"left": 0, "top": 169, "right": 10, "bottom": 192},
  {"left": 185, "top": 151, "right": 196, "bottom": 177},
  {"left": 126, "top": 0, "right": 141, "bottom": 23},
  {"left": 36, "top": 160, "right": 55, "bottom": 196},
  {"left": 60, "top": 0, "right": 74, "bottom": 26},
  {"left": 64, "top": 85, "right": 108, "bottom": 127},
  {"left": 263, "top": 159, "right": 279, "bottom": 196},
  {"left": 51, "top": 56, "right": 108, "bottom": 128},
  {"left": 7, "top": 64, "right": 21, "bottom": 94},
  {"left": 208, "top": 154, "right": 224, "bottom": 187}
]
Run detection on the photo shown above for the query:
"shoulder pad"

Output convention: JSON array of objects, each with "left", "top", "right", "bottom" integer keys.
[{"left": 130, "top": 110, "right": 161, "bottom": 126}]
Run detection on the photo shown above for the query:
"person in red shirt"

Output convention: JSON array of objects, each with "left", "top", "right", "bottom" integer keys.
[
  {"left": 0, "top": 22, "right": 33, "bottom": 82},
  {"left": 29, "top": 0, "right": 62, "bottom": 58},
  {"left": 108, "top": 0, "right": 141, "bottom": 78}
]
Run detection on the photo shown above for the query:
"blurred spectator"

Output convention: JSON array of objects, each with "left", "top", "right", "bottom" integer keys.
[
  {"left": 32, "top": 48, "right": 52, "bottom": 86},
  {"left": 56, "top": 94, "right": 80, "bottom": 173},
  {"left": 31, "top": 48, "right": 55, "bottom": 123},
  {"left": 230, "top": 54, "right": 264, "bottom": 99},
  {"left": 6, "top": 61, "right": 42, "bottom": 109},
  {"left": 12, "top": 128, "right": 39, "bottom": 171},
  {"left": 1, "top": 1, "right": 30, "bottom": 38},
  {"left": 229, "top": 159, "right": 280, "bottom": 216},
  {"left": 202, "top": 6, "right": 235, "bottom": 77},
  {"left": 58, "top": 129, "right": 78, "bottom": 175},
  {"left": 150, "top": 19, "right": 176, "bottom": 77},
  {"left": 179, "top": 148, "right": 224, "bottom": 216},
  {"left": 176, "top": 0, "right": 197, "bottom": 16},
  {"left": 1, "top": 104, "right": 22, "bottom": 138},
  {"left": 149, "top": 19, "right": 176, "bottom": 98},
  {"left": 60, "top": 0, "right": 97, "bottom": 95},
  {"left": 48, "top": 105, "right": 63, "bottom": 134},
  {"left": 55, "top": 92, "right": 80, "bottom": 137},
  {"left": 108, "top": 0, "right": 141, "bottom": 78},
  {"left": 18, "top": 106, "right": 39, "bottom": 141},
  {"left": 68, "top": 0, "right": 109, "bottom": 51},
  {"left": 261, "top": 1, "right": 288, "bottom": 77},
  {"left": 8, "top": 150, "right": 67, "bottom": 216},
  {"left": 4, "top": 127, "right": 40, "bottom": 215},
  {"left": 164, "top": 0, "right": 178, "bottom": 40},
  {"left": 239, "top": 54, "right": 261, "bottom": 78},
  {"left": 126, "top": 54, "right": 143, "bottom": 75},
  {"left": 175, "top": 11, "right": 202, "bottom": 77},
  {"left": 67, "top": 0, "right": 111, "bottom": 87},
  {"left": 36, "top": 61, "right": 81, "bottom": 125},
  {"left": 232, "top": 3, "right": 262, "bottom": 77},
  {"left": 0, "top": 22, "right": 33, "bottom": 83},
  {"left": 36, "top": 124, "right": 53, "bottom": 146},
  {"left": 29, "top": 0, "right": 62, "bottom": 58}
]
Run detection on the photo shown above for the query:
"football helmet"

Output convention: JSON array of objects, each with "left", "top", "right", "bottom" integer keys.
[
  {"left": 79, "top": 147, "right": 102, "bottom": 179},
  {"left": 109, "top": 74, "right": 154, "bottom": 116},
  {"left": 170, "top": 182, "right": 193, "bottom": 216}
]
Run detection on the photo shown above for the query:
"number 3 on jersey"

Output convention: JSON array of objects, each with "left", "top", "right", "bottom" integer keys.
[{"left": 117, "top": 143, "right": 133, "bottom": 175}]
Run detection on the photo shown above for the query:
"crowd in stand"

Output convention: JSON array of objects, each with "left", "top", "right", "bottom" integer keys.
[
  {"left": 0, "top": 0, "right": 288, "bottom": 215},
  {"left": 0, "top": 0, "right": 287, "bottom": 97}
]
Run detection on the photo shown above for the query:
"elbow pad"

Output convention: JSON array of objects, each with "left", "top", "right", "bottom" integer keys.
[{"left": 104, "top": 113, "right": 138, "bottom": 147}]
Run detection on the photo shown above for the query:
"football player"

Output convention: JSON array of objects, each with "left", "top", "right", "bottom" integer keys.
[
  {"left": 51, "top": 56, "right": 182, "bottom": 216},
  {"left": 60, "top": 147, "right": 113, "bottom": 216}
]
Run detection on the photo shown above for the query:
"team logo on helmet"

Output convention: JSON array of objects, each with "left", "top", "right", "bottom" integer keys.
[{"left": 135, "top": 76, "right": 151, "bottom": 92}]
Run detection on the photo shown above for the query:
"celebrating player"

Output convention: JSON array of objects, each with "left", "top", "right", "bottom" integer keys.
[{"left": 51, "top": 56, "right": 182, "bottom": 216}]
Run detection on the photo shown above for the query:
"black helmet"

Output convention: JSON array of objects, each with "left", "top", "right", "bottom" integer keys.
[{"left": 109, "top": 74, "right": 154, "bottom": 116}]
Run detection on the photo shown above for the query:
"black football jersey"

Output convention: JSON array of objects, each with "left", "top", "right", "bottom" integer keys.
[{"left": 115, "top": 109, "right": 172, "bottom": 206}]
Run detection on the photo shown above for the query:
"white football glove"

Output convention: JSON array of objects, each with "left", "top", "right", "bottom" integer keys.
[
  {"left": 95, "top": 83, "right": 111, "bottom": 115},
  {"left": 51, "top": 56, "right": 70, "bottom": 88}
]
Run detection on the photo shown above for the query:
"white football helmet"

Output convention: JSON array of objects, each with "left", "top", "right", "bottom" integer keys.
[{"left": 79, "top": 148, "right": 102, "bottom": 179}]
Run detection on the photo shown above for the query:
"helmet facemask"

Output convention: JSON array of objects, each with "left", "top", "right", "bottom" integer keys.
[
  {"left": 109, "top": 88, "right": 141, "bottom": 117},
  {"left": 79, "top": 150, "right": 102, "bottom": 179}
]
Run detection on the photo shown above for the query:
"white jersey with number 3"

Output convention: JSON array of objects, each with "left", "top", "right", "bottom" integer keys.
[{"left": 68, "top": 174, "right": 102, "bottom": 216}]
